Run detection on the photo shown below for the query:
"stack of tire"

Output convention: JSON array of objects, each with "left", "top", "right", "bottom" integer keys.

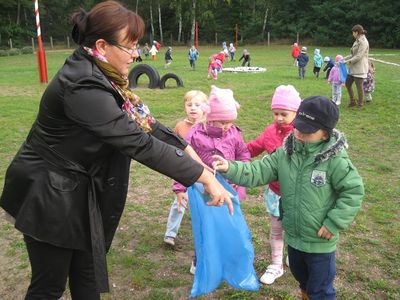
[{"left": 128, "top": 64, "right": 183, "bottom": 89}]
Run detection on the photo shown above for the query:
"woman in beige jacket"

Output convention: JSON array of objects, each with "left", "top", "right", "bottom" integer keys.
[{"left": 343, "top": 24, "right": 369, "bottom": 107}]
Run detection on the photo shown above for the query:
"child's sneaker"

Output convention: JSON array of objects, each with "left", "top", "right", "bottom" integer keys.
[
  {"left": 164, "top": 236, "right": 175, "bottom": 246},
  {"left": 190, "top": 260, "right": 196, "bottom": 275},
  {"left": 260, "top": 264, "right": 284, "bottom": 285}
]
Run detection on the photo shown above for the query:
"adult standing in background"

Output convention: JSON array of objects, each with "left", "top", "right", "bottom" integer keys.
[
  {"left": 343, "top": 24, "right": 369, "bottom": 107},
  {"left": 0, "top": 1, "right": 233, "bottom": 299}
]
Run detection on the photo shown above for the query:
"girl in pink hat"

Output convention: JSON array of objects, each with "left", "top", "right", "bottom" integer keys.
[
  {"left": 246, "top": 84, "right": 301, "bottom": 285},
  {"left": 172, "top": 85, "right": 251, "bottom": 274}
]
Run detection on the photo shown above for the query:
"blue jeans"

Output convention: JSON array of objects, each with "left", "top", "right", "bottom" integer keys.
[
  {"left": 288, "top": 245, "right": 336, "bottom": 300},
  {"left": 299, "top": 66, "right": 306, "bottom": 79},
  {"left": 165, "top": 195, "right": 186, "bottom": 238}
]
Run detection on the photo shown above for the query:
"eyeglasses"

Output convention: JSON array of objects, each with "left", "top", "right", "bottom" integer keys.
[{"left": 113, "top": 43, "right": 137, "bottom": 55}]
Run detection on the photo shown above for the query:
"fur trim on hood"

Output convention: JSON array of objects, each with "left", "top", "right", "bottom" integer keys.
[{"left": 283, "top": 129, "right": 348, "bottom": 164}]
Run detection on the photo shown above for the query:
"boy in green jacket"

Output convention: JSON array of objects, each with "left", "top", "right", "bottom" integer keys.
[{"left": 213, "top": 96, "right": 364, "bottom": 300}]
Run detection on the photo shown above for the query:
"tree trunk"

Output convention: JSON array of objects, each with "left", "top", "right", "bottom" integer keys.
[
  {"left": 190, "top": 0, "right": 196, "bottom": 45},
  {"left": 178, "top": 13, "right": 182, "bottom": 43},
  {"left": 136, "top": 0, "right": 139, "bottom": 13},
  {"left": 177, "top": 2, "right": 182, "bottom": 43},
  {"left": 262, "top": 8, "right": 268, "bottom": 40},
  {"left": 158, "top": 1, "right": 163, "bottom": 43},
  {"left": 16, "top": 0, "right": 21, "bottom": 25},
  {"left": 150, "top": 3, "right": 155, "bottom": 41}
]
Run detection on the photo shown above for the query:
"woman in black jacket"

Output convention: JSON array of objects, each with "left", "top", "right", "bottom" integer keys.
[{"left": 0, "top": 1, "right": 232, "bottom": 299}]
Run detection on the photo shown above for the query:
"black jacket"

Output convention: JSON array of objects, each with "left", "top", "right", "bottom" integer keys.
[{"left": 0, "top": 47, "right": 203, "bottom": 292}]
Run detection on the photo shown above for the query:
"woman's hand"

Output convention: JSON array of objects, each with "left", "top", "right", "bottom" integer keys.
[
  {"left": 176, "top": 192, "right": 188, "bottom": 212},
  {"left": 318, "top": 226, "right": 333, "bottom": 240},
  {"left": 197, "top": 169, "right": 234, "bottom": 215},
  {"left": 212, "top": 154, "right": 229, "bottom": 173}
]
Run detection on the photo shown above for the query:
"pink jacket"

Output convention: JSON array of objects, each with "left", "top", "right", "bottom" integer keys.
[
  {"left": 328, "top": 65, "right": 342, "bottom": 84},
  {"left": 173, "top": 123, "right": 251, "bottom": 199},
  {"left": 246, "top": 122, "right": 294, "bottom": 195}
]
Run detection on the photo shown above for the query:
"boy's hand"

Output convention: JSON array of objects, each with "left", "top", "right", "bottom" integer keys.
[
  {"left": 176, "top": 192, "right": 188, "bottom": 212},
  {"left": 318, "top": 226, "right": 333, "bottom": 240},
  {"left": 212, "top": 155, "right": 229, "bottom": 173}
]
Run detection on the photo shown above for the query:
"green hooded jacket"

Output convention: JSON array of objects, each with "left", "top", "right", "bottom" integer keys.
[{"left": 224, "top": 130, "right": 364, "bottom": 253}]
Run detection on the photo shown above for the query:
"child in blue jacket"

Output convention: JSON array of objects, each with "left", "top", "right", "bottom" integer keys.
[{"left": 297, "top": 47, "right": 309, "bottom": 79}]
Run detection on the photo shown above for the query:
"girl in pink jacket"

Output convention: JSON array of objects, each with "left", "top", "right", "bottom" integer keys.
[
  {"left": 328, "top": 55, "right": 344, "bottom": 105},
  {"left": 246, "top": 84, "right": 301, "bottom": 285},
  {"left": 173, "top": 85, "right": 251, "bottom": 274}
]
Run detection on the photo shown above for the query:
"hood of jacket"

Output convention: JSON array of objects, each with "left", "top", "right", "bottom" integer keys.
[{"left": 283, "top": 129, "right": 348, "bottom": 164}]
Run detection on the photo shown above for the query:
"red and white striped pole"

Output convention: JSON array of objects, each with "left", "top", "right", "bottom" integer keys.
[{"left": 34, "top": 0, "right": 48, "bottom": 83}]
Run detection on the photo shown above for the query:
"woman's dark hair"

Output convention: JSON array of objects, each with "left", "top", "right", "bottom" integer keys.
[
  {"left": 352, "top": 24, "right": 367, "bottom": 35},
  {"left": 71, "top": 1, "right": 144, "bottom": 47}
]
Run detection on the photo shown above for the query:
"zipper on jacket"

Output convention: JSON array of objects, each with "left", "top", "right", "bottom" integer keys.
[{"left": 294, "top": 153, "right": 306, "bottom": 239}]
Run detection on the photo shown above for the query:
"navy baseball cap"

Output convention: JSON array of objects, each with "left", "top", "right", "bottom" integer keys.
[{"left": 294, "top": 96, "right": 339, "bottom": 133}]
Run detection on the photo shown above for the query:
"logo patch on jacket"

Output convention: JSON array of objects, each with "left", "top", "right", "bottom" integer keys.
[{"left": 311, "top": 170, "right": 327, "bottom": 187}]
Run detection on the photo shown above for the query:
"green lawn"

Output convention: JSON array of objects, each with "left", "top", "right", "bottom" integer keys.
[{"left": 0, "top": 45, "right": 399, "bottom": 299}]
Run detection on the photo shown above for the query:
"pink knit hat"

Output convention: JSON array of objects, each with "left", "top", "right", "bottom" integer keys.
[
  {"left": 335, "top": 54, "right": 343, "bottom": 62},
  {"left": 203, "top": 85, "right": 240, "bottom": 121},
  {"left": 271, "top": 85, "right": 301, "bottom": 112}
]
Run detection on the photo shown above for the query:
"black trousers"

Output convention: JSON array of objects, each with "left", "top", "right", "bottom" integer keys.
[{"left": 24, "top": 235, "right": 100, "bottom": 300}]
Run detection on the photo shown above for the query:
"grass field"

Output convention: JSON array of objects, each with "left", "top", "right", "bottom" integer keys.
[{"left": 0, "top": 45, "right": 399, "bottom": 299}]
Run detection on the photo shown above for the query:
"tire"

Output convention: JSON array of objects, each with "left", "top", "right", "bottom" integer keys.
[
  {"left": 159, "top": 73, "right": 184, "bottom": 89},
  {"left": 128, "top": 64, "right": 160, "bottom": 89}
]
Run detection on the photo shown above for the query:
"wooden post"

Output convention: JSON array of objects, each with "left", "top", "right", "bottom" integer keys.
[
  {"left": 50, "top": 36, "right": 53, "bottom": 49},
  {"left": 32, "top": 38, "right": 35, "bottom": 51},
  {"left": 67, "top": 36, "right": 70, "bottom": 49},
  {"left": 9, "top": 38, "right": 13, "bottom": 49},
  {"left": 215, "top": 33, "right": 218, "bottom": 46},
  {"left": 268, "top": 32, "right": 270, "bottom": 46}
]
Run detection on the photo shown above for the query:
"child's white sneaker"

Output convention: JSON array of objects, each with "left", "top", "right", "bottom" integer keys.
[
  {"left": 163, "top": 236, "right": 175, "bottom": 246},
  {"left": 260, "top": 264, "right": 284, "bottom": 285},
  {"left": 190, "top": 260, "right": 196, "bottom": 275}
]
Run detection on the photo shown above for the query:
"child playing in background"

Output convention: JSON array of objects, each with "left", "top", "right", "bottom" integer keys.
[
  {"left": 239, "top": 49, "right": 251, "bottom": 67},
  {"left": 150, "top": 42, "right": 158, "bottom": 60},
  {"left": 328, "top": 55, "right": 344, "bottom": 105},
  {"left": 229, "top": 43, "right": 236, "bottom": 61},
  {"left": 213, "top": 96, "right": 364, "bottom": 300},
  {"left": 163, "top": 90, "right": 209, "bottom": 247},
  {"left": 291, "top": 43, "right": 301, "bottom": 66},
  {"left": 364, "top": 60, "right": 375, "bottom": 102},
  {"left": 207, "top": 52, "right": 225, "bottom": 80},
  {"left": 188, "top": 45, "right": 199, "bottom": 70},
  {"left": 323, "top": 56, "right": 335, "bottom": 79},
  {"left": 164, "top": 46, "right": 173, "bottom": 68},
  {"left": 172, "top": 85, "right": 251, "bottom": 274},
  {"left": 313, "top": 49, "right": 323, "bottom": 78},
  {"left": 297, "top": 47, "right": 309, "bottom": 79},
  {"left": 246, "top": 85, "right": 301, "bottom": 285},
  {"left": 135, "top": 44, "right": 143, "bottom": 62},
  {"left": 143, "top": 43, "right": 150, "bottom": 59}
]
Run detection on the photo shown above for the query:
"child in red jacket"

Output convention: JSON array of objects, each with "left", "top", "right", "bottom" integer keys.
[
  {"left": 246, "top": 85, "right": 301, "bottom": 285},
  {"left": 291, "top": 43, "right": 301, "bottom": 66}
]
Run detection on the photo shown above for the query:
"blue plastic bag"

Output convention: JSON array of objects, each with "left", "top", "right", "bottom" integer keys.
[
  {"left": 188, "top": 173, "right": 259, "bottom": 298},
  {"left": 339, "top": 62, "right": 348, "bottom": 83}
]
